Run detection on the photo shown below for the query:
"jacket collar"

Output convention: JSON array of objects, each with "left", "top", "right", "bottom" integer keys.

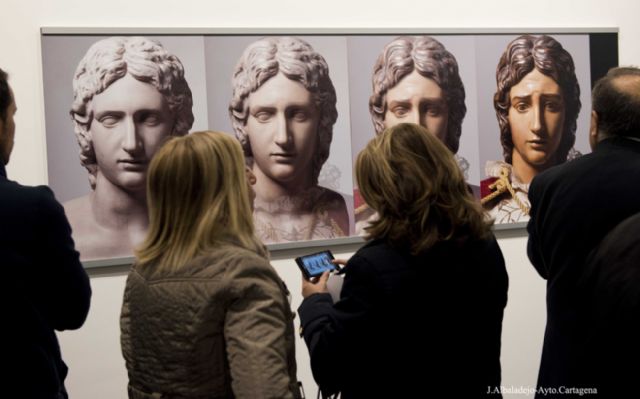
[
  {"left": 0, "top": 162, "right": 6, "bottom": 179},
  {"left": 597, "top": 135, "right": 640, "bottom": 152}
]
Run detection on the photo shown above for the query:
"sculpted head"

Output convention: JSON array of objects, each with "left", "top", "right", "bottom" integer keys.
[
  {"left": 229, "top": 36, "right": 337, "bottom": 185},
  {"left": 369, "top": 36, "right": 466, "bottom": 153},
  {"left": 70, "top": 36, "right": 194, "bottom": 189},
  {"left": 494, "top": 34, "right": 581, "bottom": 166}
]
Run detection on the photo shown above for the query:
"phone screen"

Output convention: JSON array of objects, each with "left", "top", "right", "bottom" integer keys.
[{"left": 297, "top": 250, "right": 336, "bottom": 278}]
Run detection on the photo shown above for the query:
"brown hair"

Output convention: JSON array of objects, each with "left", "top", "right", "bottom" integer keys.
[{"left": 356, "top": 123, "right": 491, "bottom": 254}]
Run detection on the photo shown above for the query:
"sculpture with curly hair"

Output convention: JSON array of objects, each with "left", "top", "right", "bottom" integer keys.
[
  {"left": 481, "top": 34, "right": 581, "bottom": 223},
  {"left": 64, "top": 36, "right": 194, "bottom": 260},
  {"left": 229, "top": 37, "right": 348, "bottom": 243},
  {"left": 356, "top": 36, "right": 472, "bottom": 235},
  {"left": 369, "top": 36, "right": 466, "bottom": 153}
]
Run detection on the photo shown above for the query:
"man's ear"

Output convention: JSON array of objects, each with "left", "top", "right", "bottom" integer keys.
[
  {"left": 589, "top": 110, "right": 599, "bottom": 151},
  {"left": 0, "top": 116, "right": 6, "bottom": 143},
  {"left": 0, "top": 119, "right": 6, "bottom": 165}
]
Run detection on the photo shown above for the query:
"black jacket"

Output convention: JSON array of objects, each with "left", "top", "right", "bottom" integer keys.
[
  {"left": 299, "top": 236, "right": 508, "bottom": 398},
  {"left": 579, "top": 212, "right": 640, "bottom": 398},
  {"left": 527, "top": 136, "right": 640, "bottom": 396},
  {"left": 1, "top": 163, "right": 91, "bottom": 398}
]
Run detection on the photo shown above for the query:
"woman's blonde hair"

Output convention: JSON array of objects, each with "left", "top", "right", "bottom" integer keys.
[
  {"left": 356, "top": 123, "right": 491, "bottom": 254},
  {"left": 136, "top": 131, "right": 263, "bottom": 271}
]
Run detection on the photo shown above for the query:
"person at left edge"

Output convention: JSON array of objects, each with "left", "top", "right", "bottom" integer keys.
[{"left": 1, "top": 67, "right": 92, "bottom": 398}]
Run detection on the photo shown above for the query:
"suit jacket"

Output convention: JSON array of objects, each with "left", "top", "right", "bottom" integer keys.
[
  {"left": 298, "top": 236, "right": 508, "bottom": 399},
  {"left": 527, "top": 136, "right": 640, "bottom": 395},
  {"left": 1, "top": 163, "right": 91, "bottom": 398},
  {"left": 578, "top": 212, "right": 640, "bottom": 397}
]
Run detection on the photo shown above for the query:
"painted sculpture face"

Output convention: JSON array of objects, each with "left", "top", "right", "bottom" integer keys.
[
  {"left": 90, "top": 74, "right": 174, "bottom": 192},
  {"left": 383, "top": 70, "right": 449, "bottom": 143},
  {"left": 245, "top": 73, "right": 320, "bottom": 189},
  {"left": 508, "top": 69, "right": 565, "bottom": 170}
]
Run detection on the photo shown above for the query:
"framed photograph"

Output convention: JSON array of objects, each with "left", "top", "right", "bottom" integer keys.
[{"left": 40, "top": 28, "right": 618, "bottom": 267}]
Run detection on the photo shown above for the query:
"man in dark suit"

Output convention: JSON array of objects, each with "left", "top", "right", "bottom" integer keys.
[
  {"left": 1, "top": 67, "right": 91, "bottom": 398},
  {"left": 527, "top": 66, "right": 640, "bottom": 397}
]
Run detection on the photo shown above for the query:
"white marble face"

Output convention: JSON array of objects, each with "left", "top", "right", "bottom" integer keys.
[
  {"left": 90, "top": 74, "right": 174, "bottom": 192},
  {"left": 245, "top": 72, "right": 320, "bottom": 190}
]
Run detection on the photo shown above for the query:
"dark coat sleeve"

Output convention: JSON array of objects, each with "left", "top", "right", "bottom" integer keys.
[
  {"left": 297, "top": 254, "right": 377, "bottom": 395},
  {"left": 527, "top": 175, "right": 549, "bottom": 280},
  {"left": 32, "top": 186, "right": 91, "bottom": 331},
  {"left": 476, "top": 238, "right": 509, "bottom": 391}
]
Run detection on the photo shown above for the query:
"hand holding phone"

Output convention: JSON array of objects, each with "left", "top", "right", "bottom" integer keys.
[{"left": 295, "top": 250, "right": 339, "bottom": 280}]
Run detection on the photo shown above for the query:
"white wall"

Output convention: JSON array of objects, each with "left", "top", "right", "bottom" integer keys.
[{"left": 2, "top": 1, "right": 639, "bottom": 398}]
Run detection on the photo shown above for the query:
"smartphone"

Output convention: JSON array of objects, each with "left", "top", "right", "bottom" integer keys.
[{"left": 295, "top": 250, "right": 339, "bottom": 280}]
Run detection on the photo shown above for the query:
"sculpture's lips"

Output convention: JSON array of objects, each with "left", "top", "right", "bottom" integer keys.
[
  {"left": 118, "top": 159, "right": 147, "bottom": 170},
  {"left": 271, "top": 153, "right": 296, "bottom": 162}
]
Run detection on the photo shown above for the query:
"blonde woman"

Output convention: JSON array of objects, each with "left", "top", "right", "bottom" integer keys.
[
  {"left": 120, "top": 131, "right": 301, "bottom": 398},
  {"left": 299, "top": 123, "right": 508, "bottom": 398}
]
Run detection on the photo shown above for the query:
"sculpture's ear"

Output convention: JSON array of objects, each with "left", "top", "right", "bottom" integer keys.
[{"left": 589, "top": 110, "right": 599, "bottom": 151}]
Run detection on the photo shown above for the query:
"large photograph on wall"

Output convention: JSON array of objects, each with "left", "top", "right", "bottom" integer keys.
[{"left": 40, "top": 28, "right": 618, "bottom": 264}]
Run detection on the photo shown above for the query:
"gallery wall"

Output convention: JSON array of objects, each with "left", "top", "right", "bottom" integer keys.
[{"left": 2, "top": 0, "right": 639, "bottom": 398}]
